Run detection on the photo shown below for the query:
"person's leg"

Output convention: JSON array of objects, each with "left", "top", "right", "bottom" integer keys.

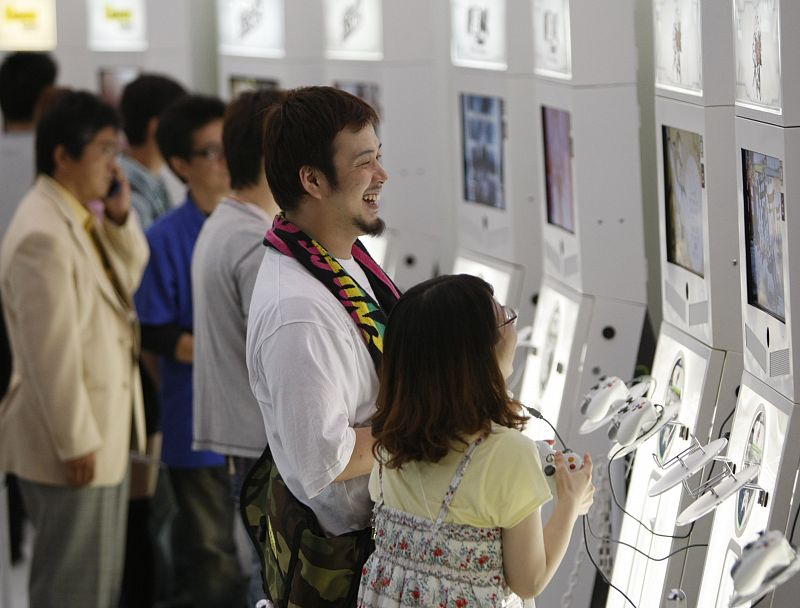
[
  {"left": 169, "top": 465, "right": 246, "bottom": 608},
  {"left": 230, "top": 456, "right": 267, "bottom": 606},
  {"left": 18, "top": 476, "right": 128, "bottom": 608}
]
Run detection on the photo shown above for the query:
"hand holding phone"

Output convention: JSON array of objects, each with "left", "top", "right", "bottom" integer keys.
[{"left": 103, "top": 164, "right": 131, "bottom": 225}]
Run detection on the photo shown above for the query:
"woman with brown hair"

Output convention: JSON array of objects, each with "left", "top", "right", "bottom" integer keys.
[{"left": 358, "top": 274, "right": 594, "bottom": 607}]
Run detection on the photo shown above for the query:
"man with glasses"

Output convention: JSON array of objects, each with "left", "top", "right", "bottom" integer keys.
[
  {"left": 0, "top": 90, "right": 148, "bottom": 607},
  {"left": 135, "top": 95, "right": 244, "bottom": 608}
]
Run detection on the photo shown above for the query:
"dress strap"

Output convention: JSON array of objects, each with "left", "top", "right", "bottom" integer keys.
[{"left": 433, "top": 431, "right": 490, "bottom": 526}]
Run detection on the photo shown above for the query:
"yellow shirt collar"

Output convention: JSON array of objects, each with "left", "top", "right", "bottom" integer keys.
[{"left": 45, "top": 175, "right": 93, "bottom": 231}]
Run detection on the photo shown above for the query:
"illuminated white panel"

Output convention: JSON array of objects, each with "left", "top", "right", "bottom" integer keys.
[
  {"left": 532, "top": 0, "right": 571, "bottom": 79},
  {"left": 697, "top": 380, "right": 790, "bottom": 607},
  {"left": 0, "top": 0, "right": 56, "bottom": 51},
  {"left": 324, "top": 0, "right": 382, "bottom": 61},
  {"left": 217, "top": 0, "right": 285, "bottom": 58},
  {"left": 450, "top": 0, "right": 507, "bottom": 71},
  {"left": 653, "top": 0, "right": 702, "bottom": 95},
  {"left": 734, "top": 0, "right": 782, "bottom": 113},
  {"left": 87, "top": 0, "right": 147, "bottom": 51}
]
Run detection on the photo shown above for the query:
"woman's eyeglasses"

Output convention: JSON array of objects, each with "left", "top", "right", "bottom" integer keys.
[{"left": 498, "top": 305, "right": 518, "bottom": 328}]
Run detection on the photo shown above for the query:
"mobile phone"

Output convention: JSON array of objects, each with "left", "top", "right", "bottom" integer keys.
[{"left": 106, "top": 178, "right": 121, "bottom": 198}]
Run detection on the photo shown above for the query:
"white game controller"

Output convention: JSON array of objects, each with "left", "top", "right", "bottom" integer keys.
[
  {"left": 580, "top": 376, "right": 629, "bottom": 422},
  {"left": 731, "top": 530, "right": 798, "bottom": 601},
  {"left": 536, "top": 440, "right": 583, "bottom": 496},
  {"left": 608, "top": 396, "right": 659, "bottom": 447}
]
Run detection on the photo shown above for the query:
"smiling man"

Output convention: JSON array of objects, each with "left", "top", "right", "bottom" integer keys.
[
  {"left": 245, "top": 86, "right": 401, "bottom": 605},
  {"left": 0, "top": 91, "right": 148, "bottom": 607}
]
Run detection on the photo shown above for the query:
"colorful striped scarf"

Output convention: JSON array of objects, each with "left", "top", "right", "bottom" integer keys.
[{"left": 264, "top": 214, "right": 401, "bottom": 370}]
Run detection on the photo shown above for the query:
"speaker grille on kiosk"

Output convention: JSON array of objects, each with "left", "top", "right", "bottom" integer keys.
[{"left": 770, "top": 349, "right": 791, "bottom": 377}]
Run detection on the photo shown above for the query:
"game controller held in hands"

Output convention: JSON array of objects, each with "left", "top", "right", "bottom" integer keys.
[
  {"left": 731, "top": 530, "right": 798, "bottom": 599},
  {"left": 607, "top": 396, "right": 659, "bottom": 447},
  {"left": 536, "top": 440, "right": 583, "bottom": 497},
  {"left": 580, "top": 376, "right": 629, "bottom": 422}
]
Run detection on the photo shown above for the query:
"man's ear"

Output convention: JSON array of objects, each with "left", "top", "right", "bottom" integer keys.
[
  {"left": 298, "top": 165, "right": 326, "bottom": 200},
  {"left": 53, "top": 144, "right": 72, "bottom": 173},
  {"left": 169, "top": 156, "right": 191, "bottom": 183},
  {"left": 146, "top": 117, "right": 160, "bottom": 142}
]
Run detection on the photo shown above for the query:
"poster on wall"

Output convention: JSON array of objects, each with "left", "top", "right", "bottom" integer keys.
[
  {"left": 0, "top": 0, "right": 56, "bottom": 51},
  {"left": 653, "top": 0, "right": 703, "bottom": 94},
  {"left": 461, "top": 93, "right": 506, "bottom": 210},
  {"left": 323, "top": 0, "right": 382, "bottom": 61},
  {"left": 217, "top": 0, "right": 285, "bottom": 58},
  {"left": 87, "top": 0, "right": 147, "bottom": 52},
  {"left": 532, "top": 0, "right": 571, "bottom": 79},
  {"left": 734, "top": 0, "right": 782, "bottom": 112},
  {"left": 450, "top": 0, "right": 507, "bottom": 70}
]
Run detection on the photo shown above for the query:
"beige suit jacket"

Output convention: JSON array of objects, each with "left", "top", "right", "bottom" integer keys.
[{"left": 0, "top": 176, "right": 149, "bottom": 486}]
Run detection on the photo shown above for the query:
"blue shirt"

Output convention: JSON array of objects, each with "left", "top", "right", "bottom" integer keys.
[{"left": 135, "top": 194, "right": 224, "bottom": 468}]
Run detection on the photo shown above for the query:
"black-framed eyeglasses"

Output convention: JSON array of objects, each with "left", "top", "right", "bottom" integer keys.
[
  {"left": 498, "top": 305, "right": 518, "bottom": 328},
  {"left": 190, "top": 145, "right": 225, "bottom": 162}
]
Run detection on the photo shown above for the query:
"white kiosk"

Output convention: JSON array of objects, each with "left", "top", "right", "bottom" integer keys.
[
  {"left": 452, "top": 248, "right": 524, "bottom": 309},
  {"left": 693, "top": 2, "right": 800, "bottom": 605},
  {"left": 217, "top": 0, "right": 325, "bottom": 97},
  {"left": 516, "top": 2, "right": 647, "bottom": 607},
  {"left": 606, "top": 2, "right": 745, "bottom": 605},
  {"left": 318, "top": 0, "right": 448, "bottom": 291},
  {"left": 449, "top": 0, "right": 543, "bottom": 327}
]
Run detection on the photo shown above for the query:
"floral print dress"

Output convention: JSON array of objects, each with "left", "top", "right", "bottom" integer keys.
[{"left": 357, "top": 434, "right": 524, "bottom": 607}]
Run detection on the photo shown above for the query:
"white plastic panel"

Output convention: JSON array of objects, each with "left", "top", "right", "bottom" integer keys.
[
  {"left": 217, "top": 0, "right": 285, "bottom": 58},
  {"left": 87, "top": 0, "right": 147, "bottom": 52},
  {"left": 323, "top": 0, "right": 382, "bottom": 61},
  {"left": 450, "top": 0, "right": 507, "bottom": 70},
  {"left": 0, "top": 0, "right": 56, "bottom": 50}
]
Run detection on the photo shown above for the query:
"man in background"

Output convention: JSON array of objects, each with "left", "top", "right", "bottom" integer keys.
[
  {"left": 192, "top": 88, "right": 282, "bottom": 605},
  {"left": 135, "top": 94, "right": 244, "bottom": 608},
  {"left": 0, "top": 90, "right": 148, "bottom": 607}
]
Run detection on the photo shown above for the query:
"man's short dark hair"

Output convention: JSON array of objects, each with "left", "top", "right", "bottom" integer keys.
[
  {"left": 156, "top": 95, "right": 226, "bottom": 178},
  {"left": 119, "top": 74, "right": 186, "bottom": 146},
  {"left": 262, "top": 86, "right": 379, "bottom": 212},
  {"left": 0, "top": 52, "right": 57, "bottom": 124},
  {"left": 35, "top": 91, "right": 120, "bottom": 177},
  {"left": 223, "top": 89, "right": 283, "bottom": 190}
]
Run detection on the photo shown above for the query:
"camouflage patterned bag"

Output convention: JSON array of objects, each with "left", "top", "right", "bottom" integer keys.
[{"left": 240, "top": 446, "right": 374, "bottom": 608}]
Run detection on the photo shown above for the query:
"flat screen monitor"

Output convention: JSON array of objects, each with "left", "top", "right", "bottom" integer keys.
[
  {"left": 460, "top": 93, "right": 505, "bottom": 210},
  {"left": 323, "top": 0, "right": 383, "bottom": 60},
  {"left": 532, "top": 0, "right": 571, "bottom": 78},
  {"left": 663, "top": 125, "right": 705, "bottom": 277},
  {"left": 228, "top": 75, "right": 279, "bottom": 99},
  {"left": 0, "top": 0, "right": 56, "bottom": 51},
  {"left": 742, "top": 149, "right": 785, "bottom": 322},
  {"left": 450, "top": 0, "right": 507, "bottom": 70},
  {"left": 541, "top": 105, "right": 574, "bottom": 233},
  {"left": 334, "top": 80, "right": 382, "bottom": 119}
]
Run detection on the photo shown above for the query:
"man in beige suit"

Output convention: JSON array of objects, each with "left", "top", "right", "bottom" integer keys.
[{"left": 0, "top": 91, "right": 148, "bottom": 607}]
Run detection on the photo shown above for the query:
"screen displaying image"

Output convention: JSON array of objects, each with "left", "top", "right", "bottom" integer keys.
[
  {"left": 450, "top": 0, "right": 507, "bottom": 70},
  {"left": 334, "top": 80, "right": 382, "bottom": 119},
  {"left": 541, "top": 106, "right": 574, "bottom": 233},
  {"left": 734, "top": 0, "right": 782, "bottom": 112},
  {"left": 228, "top": 76, "right": 279, "bottom": 99},
  {"left": 460, "top": 94, "right": 505, "bottom": 209},
  {"left": 663, "top": 126, "right": 705, "bottom": 277},
  {"left": 532, "top": 0, "right": 571, "bottom": 78},
  {"left": 98, "top": 67, "right": 139, "bottom": 109},
  {"left": 743, "top": 149, "right": 785, "bottom": 322}
]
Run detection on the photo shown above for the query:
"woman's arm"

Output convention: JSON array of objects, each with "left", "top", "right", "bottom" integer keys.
[{"left": 502, "top": 452, "right": 594, "bottom": 598}]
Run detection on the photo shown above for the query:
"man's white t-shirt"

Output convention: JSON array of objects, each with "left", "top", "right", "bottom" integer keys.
[{"left": 246, "top": 248, "right": 379, "bottom": 536}]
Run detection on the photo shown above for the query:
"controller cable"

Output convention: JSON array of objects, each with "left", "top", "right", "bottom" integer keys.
[{"left": 521, "top": 404, "right": 569, "bottom": 452}]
